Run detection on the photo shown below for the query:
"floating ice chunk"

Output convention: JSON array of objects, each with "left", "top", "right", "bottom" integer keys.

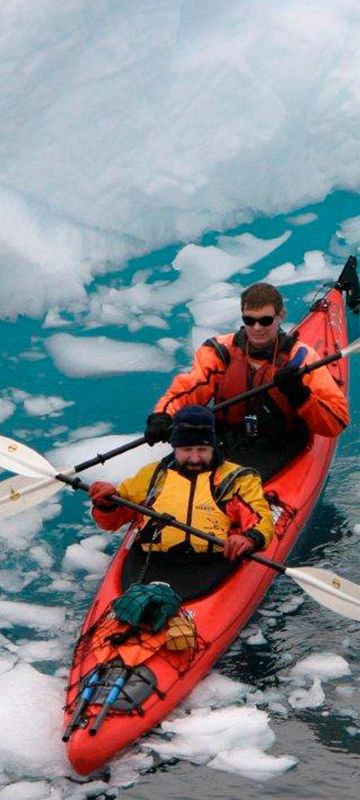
[
  {"left": 0, "top": 662, "right": 67, "bottom": 778},
  {"left": 0, "top": 398, "right": 15, "bottom": 423},
  {"left": 217, "top": 231, "right": 291, "bottom": 261},
  {"left": 16, "top": 639, "right": 66, "bottom": 664},
  {"left": 0, "top": 655, "right": 17, "bottom": 675},
  {"left": 0, "top": 600, "right": 65, "bottom": 631},
  {"left": 247, "top": 628, "right": 267, "bottom": 645},
  {"left": 209, "top": 747, "right": 297, "bottom": 780},
  {"left": 29, "top": 545, "right": 54, "bottom": 569},
  {"left": 147, "top": 705, "right": 296, "bottom": 781},
  {"left": 23, "top": 394, "right": 74, "bottom": 417},
  {"left": 0, "top": 781, "right": 54, "bottom": 800},
  {"left": 67, "top": 422, "right": 112, "bottom": 442},
  {"left": 110, "top": 747, "right": 153, "bottom": 789},
  {"left": 62, "top": 542, "right": 111, "bottom": 574},
  {"left": 278, "top": 595, "right": 304, "bottom": 614},
  {"left": 81, "top": 534, "right": 109, "bottom": 551},
  {"left": 291, "top": 653, "right": 351, "bottom": 681},
  {"left": 183, "top": 671, "right": 249, "bottom": 710},
  {"left": 150, "top": 706, "right": 275, "bottom": 763},
  {"left": 0, "top": 779, "right": 52, "bottom": 798},
  {"left": 286, "top": 212, "right": 318, "bottom": 226},
  {"left": 0, "top": 570, "right": 37, "bottom": 593},
  {"left": 46, "top": 333, "right": 175, "bottom": 377},
  {"left": 288, "top": 677, "right": 325, "bottom": 709},
  {"left": 189, "top": 289, "right": 240, "bottom": 331},
  {"left": 48, "top": 434, "right": 170, "bottom": 486},
  {"left": 265, "top": 251, "right": 335, "bottom": 287},
  {"left": 0, "top": 510, "right": 43, "bottom": 551}
]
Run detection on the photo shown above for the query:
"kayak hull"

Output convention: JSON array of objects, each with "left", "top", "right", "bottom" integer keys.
[{"left": 65, "top": 283, "right": 349, "bottom": 775}]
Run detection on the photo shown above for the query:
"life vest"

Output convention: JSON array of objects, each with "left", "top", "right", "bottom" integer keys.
[
  {"left": 139, "top": 463, "right": 245, "bottom": 553},
  {"left": 212, "top": 331, "right": 303, "bottom": 432}
]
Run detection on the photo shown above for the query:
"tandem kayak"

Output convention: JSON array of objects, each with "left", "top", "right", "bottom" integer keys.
[{"left": 64, "top": 259, "right": 358, "bottom": 776}]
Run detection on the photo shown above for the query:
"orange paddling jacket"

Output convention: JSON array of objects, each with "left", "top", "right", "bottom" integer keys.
[{"left": 154, "top": 330, "right": 349, "bottom": 438}]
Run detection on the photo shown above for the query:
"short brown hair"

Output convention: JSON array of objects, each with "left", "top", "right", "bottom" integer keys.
[{"left": 241, "top": 282, "right": 283, "bottom": 314}]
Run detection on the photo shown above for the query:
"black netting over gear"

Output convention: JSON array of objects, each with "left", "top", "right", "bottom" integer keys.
[{"left": 65, "top": 600, "right": 208, "bottom": 736}]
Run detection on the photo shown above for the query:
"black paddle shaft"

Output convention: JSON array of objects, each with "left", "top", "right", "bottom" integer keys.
[
  {"left": 213, "top": 350, "right": 342, "bottom": 412},
  {"left": 56, "top": 472, "right": 286, "bottom": 575},
  {"left": 68, "top": 351, "right": 343, "bottom": 471}
]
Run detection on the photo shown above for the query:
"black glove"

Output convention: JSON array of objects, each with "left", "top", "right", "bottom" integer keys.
[
  {"left": 145, "top": 412, "right": 172, "bottom": 445},
  {"left": 274, "top": 364, "right": 310, "bottom": 407}
]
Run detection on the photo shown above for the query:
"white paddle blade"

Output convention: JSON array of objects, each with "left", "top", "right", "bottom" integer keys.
[
  {"left": 342, "top": 335, "right": 360, "bottom": 357},
  {"left": 286, "top": 566, "right": 360, "bottom": 622},
  {"left": 0, "top": 436, "right": 56, "bottom": 478},
  {"left": 0, "top": 474, "right": 64, "bottom": 518}
]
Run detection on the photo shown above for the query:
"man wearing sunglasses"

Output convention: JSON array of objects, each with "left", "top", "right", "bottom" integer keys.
[{"left": 144, "top": 283, "right": 349, "bottom": 480}]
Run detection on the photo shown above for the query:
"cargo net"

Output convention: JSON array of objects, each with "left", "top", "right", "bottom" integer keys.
[{"left": 65, "top": 597, "right": 208, "bottom": 733}]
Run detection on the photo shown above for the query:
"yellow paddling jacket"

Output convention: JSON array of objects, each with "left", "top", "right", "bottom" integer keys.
[{"left": 92, "top": 458, "right": 273, "bottom": 553}]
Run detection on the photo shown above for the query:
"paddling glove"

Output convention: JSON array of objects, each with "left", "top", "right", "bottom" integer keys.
[
  {"left": 224, "top": 533, "right": 255, "bottom": 561},
  {"left": 89, "top": 481, "right": 119, "bottom": 511},
  {"left": 145, "top": 412, "right": 173, "bottom": 445},
  {"left": 274, "top": 364, "right": 310, "bottom": 407}
]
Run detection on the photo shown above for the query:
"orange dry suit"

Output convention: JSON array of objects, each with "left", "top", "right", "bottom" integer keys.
[
  {"left": 92, "top": 455, "right": 273, "bottom": 553},
  {"left": 154, "top": 329, "right": 349, "bottom": 440}
]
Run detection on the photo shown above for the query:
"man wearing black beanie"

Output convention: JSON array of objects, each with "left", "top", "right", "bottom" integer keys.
[{"left": 89, "top": 405, "right": 273, "bottom": 598}]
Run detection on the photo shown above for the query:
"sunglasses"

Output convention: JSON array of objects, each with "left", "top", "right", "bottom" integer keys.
[{"left": 242, "top": 314, "right": 276, "bottom": 327}]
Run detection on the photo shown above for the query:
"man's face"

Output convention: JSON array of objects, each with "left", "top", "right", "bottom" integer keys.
[
  {"left": 242, "top": 303, "right": 285, "bottom": 349},
  {"left": 174, "top": 445, "right": 214, "bottom": 473}
]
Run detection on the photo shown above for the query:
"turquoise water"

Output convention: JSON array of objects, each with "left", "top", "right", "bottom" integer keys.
[{"left": 1, "top": 190, "right": 360, "bottom": 797}]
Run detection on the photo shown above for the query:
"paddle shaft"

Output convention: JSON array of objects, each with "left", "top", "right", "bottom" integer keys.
[
  {"left": 57, "top": 472, "right": 286, "bottom": 574},
  {"left": 73, "top": 436, "right": 146, "bottom": 472},
  {"left": 64, "top": 349, "right": 344, "bottom": 472},
  {"left": 213, "top": 350, "right": 343, "bottom": 412}
]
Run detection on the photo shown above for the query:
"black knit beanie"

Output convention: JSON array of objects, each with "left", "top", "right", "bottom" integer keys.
[{"left": 170, "top": 405, "right": 216, "bottom": 448}]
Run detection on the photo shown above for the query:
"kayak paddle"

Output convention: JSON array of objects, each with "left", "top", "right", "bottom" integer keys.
[
  {"left": 0, "top": 327, "right": 358, "bottom": 519},
  {"left": 1, "top": 436, "right": 360, "bottom": 622}
]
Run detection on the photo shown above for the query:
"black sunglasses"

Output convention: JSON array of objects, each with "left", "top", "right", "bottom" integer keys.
[{"left": 242, "top": 314, "right": 276, "bottom": 327}]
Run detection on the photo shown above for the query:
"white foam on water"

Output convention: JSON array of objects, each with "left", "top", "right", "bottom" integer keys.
[{"left": 45, "top": 334, "right": 175, "bottom": 377}]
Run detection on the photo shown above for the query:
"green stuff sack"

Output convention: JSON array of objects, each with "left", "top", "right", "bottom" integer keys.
[{"left": 112, "top": 581, "right": 182, "bottom": 633}]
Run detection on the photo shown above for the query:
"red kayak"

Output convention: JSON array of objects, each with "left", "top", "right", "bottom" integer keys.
[{"left": 64, "top": 259, "right": 357, "bottom": 776}]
